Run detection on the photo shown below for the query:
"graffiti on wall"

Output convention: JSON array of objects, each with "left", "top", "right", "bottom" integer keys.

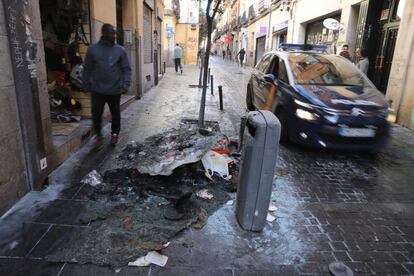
[{"left": 187, "top": 36, "right": 197, "bottom": 50}]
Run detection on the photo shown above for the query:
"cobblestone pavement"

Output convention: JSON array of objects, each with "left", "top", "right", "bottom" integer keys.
[{"left": 0, "top": 57, "right": 413, "bottom": 275}]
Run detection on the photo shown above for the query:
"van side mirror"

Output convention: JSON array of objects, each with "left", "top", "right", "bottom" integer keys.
[{"left": 264, "top": 74, "right": 275, "bottom": 83}]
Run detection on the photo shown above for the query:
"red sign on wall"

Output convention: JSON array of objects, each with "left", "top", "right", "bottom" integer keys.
[{"left": 380, "top": 9, "right": 390, "bottom": 21}]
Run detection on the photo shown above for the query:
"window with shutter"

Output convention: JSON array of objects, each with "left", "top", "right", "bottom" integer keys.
[{"left": 144, "top": 5, "right": 153, "bottom": 63}]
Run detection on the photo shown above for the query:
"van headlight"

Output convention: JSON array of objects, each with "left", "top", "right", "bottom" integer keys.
[{"left": 296, "top": 108, "right": 319, "bottom": 121}]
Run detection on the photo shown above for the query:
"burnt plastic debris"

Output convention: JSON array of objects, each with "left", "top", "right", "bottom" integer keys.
[
  {"left": 119, "top": 120, "right": 224, "bottom": 176},
  {"left": 80, "top": 170, "right": 103, "bottom": 187}
]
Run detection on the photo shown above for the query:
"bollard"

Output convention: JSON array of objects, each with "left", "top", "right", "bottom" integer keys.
[
  {"left": 236, "top": 111, "right": 281, "bottom": 232},
  {"left": 218, "top": 85, "right": 223, "bottom": 110},
  {"left": 163, "top": 62, "right": 166, "bottom": 74},
  {"left": 208, "top": 68, "right": 211, "bottom": 84},
  {"left": 210, "top": 75, "right": 214, "bottom": 95}
]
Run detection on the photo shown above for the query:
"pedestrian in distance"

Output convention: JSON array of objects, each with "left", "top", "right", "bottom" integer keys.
[
  {"left": 227, "top": 48, "right": 232, "bottom": 62},
  {"left": 83, "top": 23, "right": 131, "bottom": 149},
  {"left": 197, "top": 48, "right": 204, "bottom": 67},
  {"left": 236, "top": 48, "right": 246, "bottom": 68},
  {"left": 356, "top": 48, "right": 369, "bottom": 75},
  {"left": 222, "top": 50, "right": 226, "bottom": 60},
  {"left": 174, "top": 43, "right": 183, "bottom": 74},
  {"left": 339, "top": 43, "right": 352, "bottom": 61}
]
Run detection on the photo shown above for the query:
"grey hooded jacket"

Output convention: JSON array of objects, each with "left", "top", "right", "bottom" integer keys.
[{"left": 83, "top": 39, "right": 131, "bottom": 95}]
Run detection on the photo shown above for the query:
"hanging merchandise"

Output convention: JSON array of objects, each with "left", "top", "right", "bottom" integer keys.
[
  {"left": 70, "top": 64, "right": 84, "bottom": 90},
  {"left": 67, "top": 42, "right": 83, "bottom": 65},
  {"left": 57, "top": 0, "right": 87, "bottom": 18}
]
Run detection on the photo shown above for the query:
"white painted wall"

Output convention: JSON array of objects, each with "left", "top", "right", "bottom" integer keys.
[
  {"left": 289, "top": 0, "right": 363, "bottom": 53},
  {"left": 179, "top": 0, "right": 199, "bottom": 24}
]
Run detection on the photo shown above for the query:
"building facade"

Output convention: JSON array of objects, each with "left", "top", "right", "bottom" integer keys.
[
  {"left": 0, "top": 0, "right": 165, "bottom": 214},
  {"left": 163, "top": 0, "right": 200, "bottom": 66}
]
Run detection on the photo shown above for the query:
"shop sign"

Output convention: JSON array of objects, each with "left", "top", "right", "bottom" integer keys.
[
  {"left": 224, "top": 33, "right": 234, "bottom": 44},
  {"left": 256, "top": 26, "right": 267, "bottom": 38},
  {"left": 380, "top": 9, "right": 389, "bottom": 21},
  {"left": 166, "top": 26, "right": 173, "bottom": 38},
  {"left": 272, "top": 20, "right": 288, "bottom": 33}
]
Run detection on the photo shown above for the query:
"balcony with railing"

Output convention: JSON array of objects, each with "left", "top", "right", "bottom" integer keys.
[
  {"left": 240, "top": 11, "right": 248, "bottom": 25},
  {"left": 248, "top": 5, "right": 256, "bottom": 19},
  {"left": 258, "top": 0, "right": 269, "bottom": 14}
]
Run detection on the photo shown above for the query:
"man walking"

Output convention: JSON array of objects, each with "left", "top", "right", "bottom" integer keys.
[
  {"left": 174, "top": 43, "right": 183, "bottom": 74},
  {"left": 83, "top": 23, "right": 131, "bottom": 148},
  {"left": 236, "top": 48, "right": 246, "bottom": 68}
]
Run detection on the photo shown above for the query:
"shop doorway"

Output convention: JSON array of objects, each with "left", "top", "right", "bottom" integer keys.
[
  {"left": 39, "top": 0, "right": 92, "bottom": 163},
  {"left": 365, "top": 0, "right": 404, "bottom": 94},
  {"left": 373, "top": 26, "right": 399, "bottom": 93},
  {"left": 255, "top": 36, "right": 266, "bottom": 65},
  {"left": 272, "top": 31, "right": 287, "bottom": 50}
]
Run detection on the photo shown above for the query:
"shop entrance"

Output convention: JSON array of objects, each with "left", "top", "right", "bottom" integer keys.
[
  {"left": 272, "top": 30, "right": 287, "bottom": 51},
  {"left": 373, "top": 25, "right": 399, "bottom": 93},
  {"left": 39, "top": 0, "right": 92, "bottom": 160},
  {"left": 255, "top": 36, "right": 266, "bottom": 65},
  {"left": 364, "top": 0, "right": 404, "bottom": 94}
]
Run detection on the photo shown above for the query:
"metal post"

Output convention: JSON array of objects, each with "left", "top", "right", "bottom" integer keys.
[
  {"left": 198, "top": 57, "right": 204, "bottom": 87},
  {"left": 208, "top": 68, "right": 211, "bottom": 84},
  {"left": 163, "top": 62, "right": 166, "bottom": 74},
  {"left": 210, "top": 75, "right": 214, "bottom": 95},
  {"left": 218, "top": 85, "right": 223, "bottom": 111}
]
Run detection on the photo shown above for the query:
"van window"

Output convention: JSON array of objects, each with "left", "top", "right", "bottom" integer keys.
[
  {"left": 279, "top": 59, "right": 289, "bottom": 84},
  {"left": 257, "top": 54, "right": 272, "bottom": 73}
]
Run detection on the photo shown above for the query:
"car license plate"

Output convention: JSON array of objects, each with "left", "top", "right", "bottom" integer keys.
[{"left": 339, "top": 128, "right": 376, "bottom": 137}]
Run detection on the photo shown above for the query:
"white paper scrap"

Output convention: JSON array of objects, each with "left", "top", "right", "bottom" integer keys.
[
  {"left": 128, "top": 256, "right": 151, "bottom": 267},
  {"left": 226, "top": 200, "right": 234, "bottom": 206},
  {"left": 196, "top": 189, "right": 214, "bottom": 200},
  {"left": 144, "top": 251, "right": 168, "bottom": 267},
  {"left": 163, "top": 242, "right": 171, "bottom": 248},
  {"left": 268, "top": 204, "right": 277, "bottom": 212},
  {"left": 266, "top": 213, "right": 276, "bottom": 222}
]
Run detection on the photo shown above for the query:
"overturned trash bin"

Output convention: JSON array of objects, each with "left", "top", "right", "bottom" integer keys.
[{"left": 236, "top": 110, "right": 281, "bottom": 231}]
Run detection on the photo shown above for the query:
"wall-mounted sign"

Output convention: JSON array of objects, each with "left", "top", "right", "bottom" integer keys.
[
  {"left": 166, "top": 26, "right": 173, "bottom": 38},
  {"left": 256, "top": 26, "right": 267, "bottom": 38},
  {"left": 272, "top": 20, "right": 289, "bottom": 33},
  {"left": 380, "top": 9, "right": 390, "bottom": 21}
]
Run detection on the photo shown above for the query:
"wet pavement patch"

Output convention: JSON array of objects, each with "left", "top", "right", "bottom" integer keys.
[{"left": 42, "top": 123, "right": 237, "bottom": 268}]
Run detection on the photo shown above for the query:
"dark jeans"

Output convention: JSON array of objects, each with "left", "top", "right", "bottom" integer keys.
[
  {"left": 91, "top": 93, "right": 121, "bottom": 137},
  {"left": 239, "top": 56, "right": 245, "bottom": 67},
  {"left": 174, "top": 58, "right": 182, "bottom": 72}
]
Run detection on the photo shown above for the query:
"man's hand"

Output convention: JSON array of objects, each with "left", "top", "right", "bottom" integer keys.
[{"left": 121, "top": 88, "right": 128, "bottom": 94}]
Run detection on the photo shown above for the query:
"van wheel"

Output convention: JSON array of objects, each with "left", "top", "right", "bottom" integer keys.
[
  {"left": 246, "top": 86, "right": 255, "bottom": 111},
  {"left": 276, "top": 108, "right": 289, "bottom": 143}
]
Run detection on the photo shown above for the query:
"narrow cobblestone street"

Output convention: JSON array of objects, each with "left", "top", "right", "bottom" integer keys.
[{"left": 1, "top": 57, "right": 414, "bottom": 275}]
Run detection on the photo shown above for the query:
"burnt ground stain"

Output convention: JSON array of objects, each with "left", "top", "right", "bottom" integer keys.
[{"left": 42, "top": 125, "right": 238, "bottom": 268}]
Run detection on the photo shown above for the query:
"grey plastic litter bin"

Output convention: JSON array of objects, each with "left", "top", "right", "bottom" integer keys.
[{"left": 236, "top": 110, "right": 281, "bottom": 232}]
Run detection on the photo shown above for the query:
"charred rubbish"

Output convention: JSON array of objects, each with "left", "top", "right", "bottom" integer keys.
[{"left": 43, "top": 123, "right": 239, "bottom": 268}]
